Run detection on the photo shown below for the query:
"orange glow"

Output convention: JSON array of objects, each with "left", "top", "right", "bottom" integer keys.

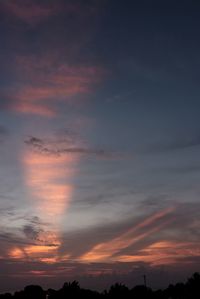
[
  {"left": 9, "top": 245, "right": 71, "bottom": 264},
  {"left": 116, "top": 241, "right": 200, "bottom": 265},
  {"left": 79, "top": 208, "right": 175, "bottom": 263},
  {"left": 23, "top": 151, "right": 76, "bottom": 221},
  {"left": 121, "top": 206, "right": 175, "bottom": 238},
  {"left": 21, "top": 144, "right": 78, "bottom": 263},
  {"left": 9, "top": 248, "right": 24, "bottom": 259},
  {"left": 12, "top": 102, "right": 56, "bottom": 117},
  {"left": 9, "top": 245, "right": 58, "bottom": 259},
  {"left": 25, "top": 245, "right": 58, "bottom": 254},
  {"left": 28, "top": 271, "right": 52, "bottom": 276},
  {"left": 39, "top": 257, "right": 61, "bottom": 264}
]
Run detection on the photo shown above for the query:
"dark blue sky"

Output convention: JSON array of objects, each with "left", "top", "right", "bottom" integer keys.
[{"left": 0, "top": 0, "right": 200, "bottom": 293}]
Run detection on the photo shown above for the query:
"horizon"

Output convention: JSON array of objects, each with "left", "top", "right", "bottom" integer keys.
[
  {"left": 1, "top": 272, "right": 200, "bottom": 295},
  {"left": 0, "top": 0, "right": 200, "bottom": 293}
]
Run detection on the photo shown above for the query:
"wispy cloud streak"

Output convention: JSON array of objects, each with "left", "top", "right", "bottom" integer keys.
[
  {"left": 25, "top": 135, "right": 117, "bottom": 159},
  {"left": 5, "top": 57, "right": 105, "bottom": 117},
  {"left": 79, "top": 207, "right": 175, "bottom": 262}
]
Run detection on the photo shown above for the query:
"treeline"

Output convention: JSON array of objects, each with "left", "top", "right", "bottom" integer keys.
[{"left": 0, "top": 272, "right": 200, "bottom": 299}]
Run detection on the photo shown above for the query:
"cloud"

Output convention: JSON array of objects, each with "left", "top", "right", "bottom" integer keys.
[
  {"left": 25, "top": 134, "right": 118, "bottom": 159},
  {"left": 0, "top": 125, "right": 7, "bottom": 135},
  {"left": 0, "top": 203, "right": 200, "bottom": 292},
  {"left": 115, "top": 240, "right": 200, "bottom": 266},
  {"left": 56, "top": 206, "right": 177, "bottom": 259},
  {"left": 2, "top": 0, "right": 61, "bottom": 26},
  {"left": 155, "top": 164, "right": 200, "bottom": 175},
  {"left": 3, "top": 55, "right": 105, "bottom": 117},
  {"left": 78, "top": 207, "right": 175, "bottom": 263},
  {"left": 0, "top": 126, "right": 8, "bottom": 139},
  {"left": 0, "top": 0, "right": 107, "bottom": 117},
  {"left": 22, "top": 225, "right": 59, "bottom": 247},
  {"left": 0, "top": 215, "right": 62, "bottom": 264},
  {"left": 11, "top": 101, "right": 56, "bottom": 117},
  {"left": 146, "top": 134, "right": 200, "bottom": 153},
  {"left": 58, "top": 201, "right": 200, "bottom": 266},
  {"left": 0, "top": 125, "right": 9, "bottom": 143},
  {"left": 1, "top": 0, "right": 104, "bottom": 27}
]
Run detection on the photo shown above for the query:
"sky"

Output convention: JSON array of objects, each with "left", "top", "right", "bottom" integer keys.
[{"left": 0, "top": 0, "right": 200, "bottom": 293}]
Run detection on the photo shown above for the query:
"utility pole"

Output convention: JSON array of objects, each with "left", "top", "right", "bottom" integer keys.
[{"left": 143, "top": 274, "right": 147, "bottom": 288}]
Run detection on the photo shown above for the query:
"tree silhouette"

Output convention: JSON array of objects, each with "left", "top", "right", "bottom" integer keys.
[{"left": 0, "top": 272, "right": 200, "bottom": 299}]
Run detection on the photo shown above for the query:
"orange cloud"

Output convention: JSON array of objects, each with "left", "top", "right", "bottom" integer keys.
[
  {"left": 9, "top": 244, "right": 59, "bottom": 260},
  {"left": 79, "top": 207, "right": 175, "bottom": 263},
  {"left": 27, "top": 270, "right": 53, "bottom": 277},
  {"left": 9, "top": 244, "right": 71, "bottom": 264},
  {"left": 116, "top": 241, "right": 200, "bottom": 266},
  {"left": 17, "top": 141, "right": 79, "bottom": 263},
  {"left": 23, "top": 151, "right": 77, "bottom": 222}
]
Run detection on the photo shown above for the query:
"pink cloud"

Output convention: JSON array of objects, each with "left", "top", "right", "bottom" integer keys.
[
  {"left": 11, "top": 101, "right": 56, "bottom": 117},
  {"left": 2, "top": 0, "right": 103, "bottom": 26},
  {"left": 3, "top": 0, "right": 60, "bottom": 26},
  {"left": 7, "top": 55, "right": 106, "bottom": 117}
]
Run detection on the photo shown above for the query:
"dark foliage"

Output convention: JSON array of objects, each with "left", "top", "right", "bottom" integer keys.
[{"left": 0, "top": 272, "right": 200, "bottom": 299}]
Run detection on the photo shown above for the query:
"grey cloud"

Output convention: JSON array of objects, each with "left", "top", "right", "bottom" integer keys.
[
  {"left": 0, "top": 126, "right": 7, "bottom": 136},
  {"left": 146, "top": 134, "right": 200, "bottom": 154},
  {"left": 22, "top": 219, "right": 59, "bottom": 246},
  {"left": 0, "top": 231, "right": 38, "bottom": 247},
  {"left": 140, "top": 194, "right": 169, "bottom": 207},
  {"left": 25, "top": 134, "right": 120, "bottom": 159},
  {"left": 60, "top": 207, "right": 176, "bottom": 258},
  {"left": 23, "top": 225, "right": 41, "bottom": 242},
  {"left": 158, "top": 164, "right": 200, "bottom": 174},
  {"left": 72, "top": 189, "right": 139, "bottom": 210},
  {"left": 0, "top": 125, "right": 9, "bottom": 142},
  {"left": 60, "top": 201, "right": 200, "bottom": 260}
]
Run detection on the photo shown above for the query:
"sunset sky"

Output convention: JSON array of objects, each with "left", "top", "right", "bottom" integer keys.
[{"left": 0, "top": 0, "right": 200, "bottom": 293}]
